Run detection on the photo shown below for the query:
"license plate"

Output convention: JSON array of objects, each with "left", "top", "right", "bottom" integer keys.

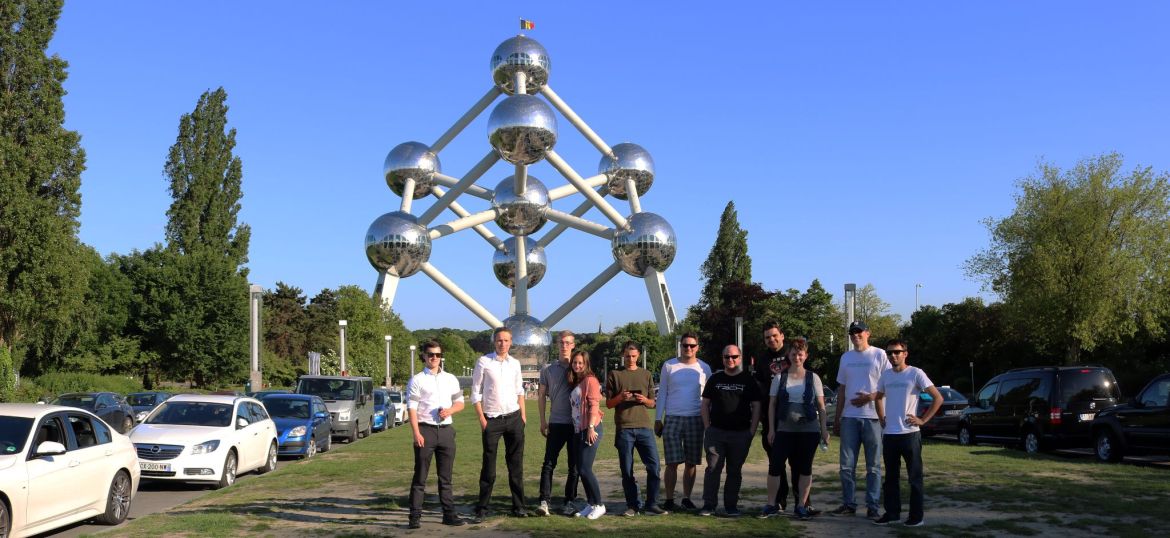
[
  {"left": 1079, "top": 413, "right": 1095, "bottom": 421},
  {"left": 140, "top": 462, "right": 171, "bottom": 472},
  {"left": 945, "top": 409, "right": 961, "bottom": 416}
]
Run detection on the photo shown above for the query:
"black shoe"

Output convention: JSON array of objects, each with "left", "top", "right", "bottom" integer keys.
[
  {"left": 904, "top": 517, "right": 924, "bottom": 527},
  {"left": 873, "top": 513, "right": 899, "bottom": 525},
  {"left": 806, "top": 505, "right": 821, "bottom": 517},
  {"left": 407, "top": 517, "right": 421, "bottom": 529},
  {"left": 510, "top": 509, "right": 530, "bottom": 518},
  {"left": 642, "top": 504, "right": 668, "bottom": 516},
  {"left": 442, "top": 514, "right": 466, "bottom": 526},
  {"left": 867, "top": 508, "right": 880, "bottom": 519},
  {"left": 473, "top": 509, "right": 488, "bottom": 524},
  {"left": 829, "top": 505, "right": 856, "bottom": 516},
  {"left": 680, "top": 498, "right": 698, "bottom": 511},
  {"left": 662, "top": 499, "right": 678, "bottom": 512}
]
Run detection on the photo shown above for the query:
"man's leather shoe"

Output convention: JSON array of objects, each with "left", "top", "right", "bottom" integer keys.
[{"left": 442, "top": 514, "right": 466, "bottom": 526}]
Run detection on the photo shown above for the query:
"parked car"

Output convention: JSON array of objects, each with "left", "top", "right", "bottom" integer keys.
[
  {"left": 372, "top": 389, "right": 391, "bottom": 432},
  {"left": 295, "top": 376, "right": 375, "bottom": 443},
  {"left": 389, "top": 390, "right": 407, "bottom": 427},
  {"left": 958, "top": 366, "right": 1121, "bottom": 454},
  {"left": 918, "top": 386, "right": 968, "bottom": 437},
  {"left": 127, "top": 391, "right": 173, "bottom": 424},
  {"left": 1091, "top": 373, "right": 1170, "bottom": 462},
  {"left": 0, "top": 403, "right": 141, "bottom": 537},
  {"left": 249, "top": 389, "right": 291, "bottom": 399},
  {"left": 260, "top": 394, "right": 332, "bottom": 458},
  {"left": 129, "top": 394, "right": 278, "bottom": 489},
  {"left": 51, "top": 392, "right": 137, "bottom": 434}
]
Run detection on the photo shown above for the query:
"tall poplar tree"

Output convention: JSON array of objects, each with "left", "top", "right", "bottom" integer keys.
[
  {"left": 696, "top": 201, "right": 752, "bottom": 310},
  {"left": 157, "top": 88, "right": 251, "bottom": 386},
  {"left": 0, "top": 1, "right": 89, "bottom": 376}
]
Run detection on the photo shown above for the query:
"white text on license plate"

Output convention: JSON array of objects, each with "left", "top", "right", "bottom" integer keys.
[
  {"left": 1078, "top": 413, "right": 1095, "bottom": 421},
  {"left": 945, "top": 409, "right": 961, "bottom": 416},
  {"left": 140, "top": 462, "right": 171, "bottom": 472}
]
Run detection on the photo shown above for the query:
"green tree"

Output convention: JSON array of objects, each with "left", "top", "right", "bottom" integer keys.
[
  {"left": 695, "top": 201, "right": 752, "bottom": 312},
  {"left": 262, "top": 282, "right": 309, "bottom": 381},
  {"left": 305, "top": 288, "right": 340, "bottom": 355},
  {"left": 155, "top": 88, "right": 252, "bottom": 386},
  {"left": 967, "top": 154, "right": 1170, "bottom": 363},
  {"left": 332, "top": 285, "right": 413, "bottom": 386},
  {"left": 853, "top": 283, "right": 902, "bottom": 344},
  {"left": 0, "top": 1, "right": 89, "bottom": 378}
]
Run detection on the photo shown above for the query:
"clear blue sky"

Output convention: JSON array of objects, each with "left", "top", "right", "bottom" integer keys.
[{"left": 50, "top": 1, "right": 1170, "bottom": 333}]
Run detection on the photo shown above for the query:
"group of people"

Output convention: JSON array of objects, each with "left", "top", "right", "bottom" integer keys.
[{"left": 403, "top": 320, "right": 944, "bottom": 529}]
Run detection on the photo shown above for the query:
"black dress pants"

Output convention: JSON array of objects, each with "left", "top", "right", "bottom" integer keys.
[
  {"left": 410, "top": 424, "right": 456, "bottom": 518},
  {"left": 477, "top": 411, "right": 526, "bottom": 512}
]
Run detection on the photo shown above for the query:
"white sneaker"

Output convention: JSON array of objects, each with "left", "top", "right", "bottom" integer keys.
[
  {"left": 587, "top": 504, "right": 606, "bottom": 520},
  {"left": 537, "top": 500, "right": 550, "bottom": 516},
  {"left": 575, "top": 504, "right": 593, "bottom": 518},
  {"left": 562, "top": 501, "right": 578, "bottom": 516}
]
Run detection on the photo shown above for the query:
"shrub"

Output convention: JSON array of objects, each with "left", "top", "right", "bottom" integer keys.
[{"left": 31, "top": 372, "right": 144, "bottom": 398}]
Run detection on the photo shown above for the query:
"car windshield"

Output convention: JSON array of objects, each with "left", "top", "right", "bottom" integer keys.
[
  {"left": 263, "top": 398, "right": 311, "bottom": 419},
  {"left": 52, "top": 395, "right": 97, "bottom": 410},
  {"left": 298, "top": 379, "right": 357, "bottom": 401},
  {"left": 0, "top": 416, "right": 34, "bottom": 454},
  {"left": 1060, "top": 370, "right": 1121, "bottom": 404},
  {"left": 938, "top": 387, "right": 966, "bottom": 402},
  {"left": 146, "top": 401, "right": 234, "bottom": 427},
  {"left": 390, "top": 392, "right": 402, "bottom": 403},
  {"left": 127, "top": 393, "right": 157, "bottom": 406},
  {"left": 374, "top": 392, "right": 386, "bottom": 405}
]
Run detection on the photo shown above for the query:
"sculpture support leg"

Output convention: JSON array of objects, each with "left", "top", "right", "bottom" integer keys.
[{"left": 643, "top": 270, "right": 677, "bottom": 335}]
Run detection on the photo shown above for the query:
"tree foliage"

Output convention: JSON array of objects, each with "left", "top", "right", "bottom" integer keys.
[
  {"left": 852, "top": 283, "right": 902, "bottom": 344},
  {"left": 695, "top": 201, "right": 752, "bottom": 312},
  {"left": 0, "top": 0, "right": 88, "bottom": 377},
  {"left": 967, "top": 154, "right": 1170, "bottom": 363}
]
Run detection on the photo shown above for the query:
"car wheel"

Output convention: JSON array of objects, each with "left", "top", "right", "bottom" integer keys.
[
  {"left": 258, "top": 442, "right": 277, "bottom": 474},
  {"left": 304, "top": 436, "right": 316, "bottom": 459},
  {"left": 958, "top": 425, "right": 975, "bottom": 446},
  {"left": 1095, "top": 429, "right": 1123, "bottom": 462},
  {"left": 348, "top": 421, "right": 359, "bottom": 443},
  {"left": 120, "top": 416, "right": 134, "bottom": 434},
  {"left": 96, "top": 470, "right": 133, "bottom": 525},
  {"left": 1, "top": 497, "right": 10, "bottom": 537},
  {"left": 321, "top": 433, "right": 332, "bottom": 453},
  {"left": 214, "top": 451, "right": 238, "bottom": 489},
  {"left": 364, "top": 419, "right": 372, "bottom": 438},
  {"left": 1022, "top": 428, "right": 1042, "bottom": 455}
]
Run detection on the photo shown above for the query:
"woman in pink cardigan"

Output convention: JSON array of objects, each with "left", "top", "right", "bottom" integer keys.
[{"left": 568, "top": 349, "right": 605, "bottom": 519}]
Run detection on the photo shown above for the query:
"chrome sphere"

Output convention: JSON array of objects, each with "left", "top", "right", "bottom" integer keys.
[
  {"left": 503, "top": 314, "right": 550, "bottom": 374},
  {"left": 490, "top": 36, "right": 550, "bottom": 95},
  {"left": 492, "top": 237, "right": 547, "bottom": 289},
  {"left": 611, "top": 212, "right": 676, "bottom": 277},
  {"left": 491, "top": 175, "right": 550, "bottom": 235},
  {"left": 600, "top": 142, "right": 655, "bottom": 200},
  {"left": 383, "top": 142, "right": 439, "bottom": 199},
  {"left": 364, "top": 211, "right": 431, "bottom": 278},
  {"left": 487, "top": 95, "right": 557, "bottom": 165}
]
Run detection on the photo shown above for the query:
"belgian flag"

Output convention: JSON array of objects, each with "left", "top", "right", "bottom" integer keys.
[{"left": 520, "top": 18, "right": 535, "bottom": 30}]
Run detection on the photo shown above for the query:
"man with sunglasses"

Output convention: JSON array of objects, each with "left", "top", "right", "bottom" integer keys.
[
  {"left": 698, "top": 344, "right": 762, "bottom": 517},
  {"left": 472, "top": 326, "right": 529, "bottom": 521},
  {"left": 656, "top": 332, "right": 711, "bottom": 512},
  {"left": 872, "top": 340, "right": 941, "bottom": 527},
  {"left": 831, "top": 321, "right": 891, "bottom": 519},
  {"left": 406, "top": 340, "right": 467, "bottom": 529},
  {"left": 536, "top": 330, "right": 580, "bottom": 516}
]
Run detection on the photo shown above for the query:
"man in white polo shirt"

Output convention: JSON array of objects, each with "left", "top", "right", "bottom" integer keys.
[
  {"left": 472, "top": 326, "right": 529, "bottom": 522},
  {"left": 655, "top": 332, "right": 711, "bottom": 512},
  {"left": 406, "top": 340, "right": 467, "bottom": 529},
  {"left": 831, "top": 321, "right": 891, "bottom": 519}
]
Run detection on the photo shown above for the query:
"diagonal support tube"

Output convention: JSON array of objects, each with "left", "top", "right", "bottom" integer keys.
[
  {"left": 625, "top": 177, "right": 642, "bottom": 214},
  {"left": 542, "top": 261, "right": 623, "bottom": 328},
  {"left": 420, "top": 262, "right": 502, "bottom": 328},
  {"left": 418, "top": 151, "right": 499, "bottom": 225},
  {"left": 431, "top": 186, "right": 504, "bottom": 250},
  {"left": 432, "top": 86, "right": 501, "bottom": 154},
  {"left": 400, "top": 178, "right": 416, "bottom": 213},
  {"left": 540, "top": 85, "right": 616, "bottom": 159},
  {"left": 546, "top": 150, "right": 627, "bottom": 228},
  {"left": 547, "top": 174, "right": 607, "bottom": 201},
  {"left": 434, "top": 173, "right": 494, "bottom": 200},
  {"left": 535, "top": 186, "right": 608, "bottom": 249},
  {"left": 544, "top": 208, "right": 613, "bottom": 239},
  {"left": 514, "top": 235, "right": 529, "bottom": 315},
  {"left": 428, "top": 208, "right": 498, "bottom": 240}
]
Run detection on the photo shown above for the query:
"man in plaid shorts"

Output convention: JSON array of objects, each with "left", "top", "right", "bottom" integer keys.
[{"left": 655, "top": 332, "right": 712, "bottom": 512}]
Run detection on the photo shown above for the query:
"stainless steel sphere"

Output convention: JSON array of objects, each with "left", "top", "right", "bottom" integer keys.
[
  {"left": 383, "top": 141, "right": 439, "bottom": 199},
  {"left": 491, "top": 175, "right": 550, "bottom": 235},
  {"left": 487, "top": 95, "right": 557, "bottom": 165},
  {"left": 503, "top": 314, "right": 549, "bottom": 375},
  {"left": 492, "top": 237, "right": 547, "bottom": 289},
  {"left": 364, "top": 211, "right": 431, "bottom": 278},
  {"left": 600, "top": 142, "right": 655, "bottom": 200},
  {"left": 611, "top": 212, "right": 677, "bottom": 277},
  {"left": 490, "top": 35, "right": 550, "bottom": 95}
]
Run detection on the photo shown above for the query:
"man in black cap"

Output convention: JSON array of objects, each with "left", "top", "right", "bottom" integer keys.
[{"left": 830, "top": 321, "right": 891, "bottom": 519}]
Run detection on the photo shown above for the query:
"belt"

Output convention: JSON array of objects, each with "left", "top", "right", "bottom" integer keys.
[
  {"left": 420, "top": 423, "right": 452, "bottom": 428},
  {"left": 487, "top": 410, "right": 519, "bottom": 420}
]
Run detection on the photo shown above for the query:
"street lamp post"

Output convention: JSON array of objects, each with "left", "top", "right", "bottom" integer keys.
[
  {"left": 969, "top": 361, "right": 976, "bottom": 394},
  {"left": 249, "top": 284, "right": 263, "bottom": 393},
  {"left": 410, "top": 345, "right": 417, "bottom": 378},
  {"left": 338, "top": 320, "right": 348, "bottom": 375},
  {"left": 734, "top": 316, "right": 744, "bottom": 352},
  {"left": 915, "top": 283, "right": 923, "bottom": 312},
  {"left": 384, "top": 335, "right": 392, "bottom": 389}
]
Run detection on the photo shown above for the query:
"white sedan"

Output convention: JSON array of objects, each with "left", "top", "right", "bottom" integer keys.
[
  {"left": 130, "top": 395, "right": 278, "bottom": 489},
  {"left": 0, "top": 403, "right": 140, "bottom": 538}
]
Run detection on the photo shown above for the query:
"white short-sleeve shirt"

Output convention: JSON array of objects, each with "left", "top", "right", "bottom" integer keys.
[
  {"left": 835, "top": 346, "right": 892, "bottom": 419},
  {"left": 407, "top": 368, "right": 464, "bottom": 426},
  {"left": 470, "top": 352, "right": 524, "bottom": 417},
  {"left": 877, "top": 366, "right": 934, "bottom": 435}
]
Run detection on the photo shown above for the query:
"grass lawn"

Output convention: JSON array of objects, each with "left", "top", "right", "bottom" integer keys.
[{"left": 89, "top": 401, "right": 1170, "bottom": 537}]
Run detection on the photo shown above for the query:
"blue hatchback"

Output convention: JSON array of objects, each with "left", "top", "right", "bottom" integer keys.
[
  {"left": 373, "top": 389, "right": 391, "bottom": 432},
  {"left": 261, "top": 394, "right": 332, "bottom": 458}
]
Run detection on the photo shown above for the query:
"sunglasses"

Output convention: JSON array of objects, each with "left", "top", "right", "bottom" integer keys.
[
  {"left": 887, "top": 349, "right": 906, "bottom": 356},
  {"left": 723, "top": 354, "right": 741, "bottom": 360},
  {"left": 681, "top": 343, "right": 698, "bottom": 349},
  {"left": 425, "top": 352, "right": 444, "bottom": 358}
]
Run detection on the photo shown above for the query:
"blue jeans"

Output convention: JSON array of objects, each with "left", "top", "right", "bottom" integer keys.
[
  {"left": 614, "top": 427, "right": 661, "bottom": 509},
  {"left": 575, "top": 424, "right": 604, "bottom": 505},
  {"left": 838, "top": 417, "right": 882, "bottom": 511}
]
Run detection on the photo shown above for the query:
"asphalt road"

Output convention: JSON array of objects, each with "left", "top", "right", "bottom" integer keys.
[{"left": 37, "top": 459, "right": 288, "bottom": 538}]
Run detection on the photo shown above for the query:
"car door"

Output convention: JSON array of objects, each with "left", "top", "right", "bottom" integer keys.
[
  {"left": 1130, "top": 376, "right": 1170, "bottom": 450},
  {"left": 230, "top": 403, "right": 258, "bottom": 471},
  {"left": 24, "top": 414, "right": 84, "bottom": 527},
  {"left": 313, "top": 399, "right": 331, "bottom": 441},
  {"left": 968, "top": 381, "right": 999, "bottom": 438},
  {"left": 997, "top": 377, "right": 1040, "bottom": 438},
  {"left": 65, "top": 413, "right": 116, "bottom": 509},
  {"left": 248, "top": 402, "right": 275, "bottom": 459}
]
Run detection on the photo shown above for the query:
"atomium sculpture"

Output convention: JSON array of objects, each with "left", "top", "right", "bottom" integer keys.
[{"left": 365, "top": 34, "right": 678, "bottom": 379}]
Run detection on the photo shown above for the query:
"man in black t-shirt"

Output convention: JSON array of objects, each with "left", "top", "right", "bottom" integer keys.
[{"left": 698, "top": 344, "right": 762, "bottom": 517}]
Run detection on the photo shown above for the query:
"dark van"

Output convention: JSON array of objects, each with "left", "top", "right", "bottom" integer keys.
[
  {"left": 295, "top": 375, "right": 375, "bottom": 443},
  {"left": 958, "top": 366, "right": 1121, "bottom": 454}
]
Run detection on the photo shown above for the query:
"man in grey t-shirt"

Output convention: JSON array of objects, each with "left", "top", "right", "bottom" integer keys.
[{"left": 537, "top": 330, "right": 579, "bottom": 516}]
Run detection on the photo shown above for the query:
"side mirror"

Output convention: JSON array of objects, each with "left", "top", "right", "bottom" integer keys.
[
  {"left": 35, "top": 441, "right": 68, "bottom": 457},
  {"left": 315, "top": 411, "right": 328, "bottom": 419},
  {"left": 95, "top": 403, "right": 108, "bottom": 410},
  {"left": 236, "top": 417, "right": 249, "bottom": 429}
]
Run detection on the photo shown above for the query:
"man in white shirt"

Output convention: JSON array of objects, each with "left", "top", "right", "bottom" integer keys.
[
  {"left": 472, "top": 327, "right": 529, "bottom": 521},
  {"left": 831, "top": 321, "right": 892, "bottom": 519},
  {"left": 872, "top": 339, "right": 941, "bottom": 527},
  {"left": 655, "top": 332, "right": 712, "bottom": 512},
  {"left": 407, "top": 340, "right": 467, "bottom": 529}
]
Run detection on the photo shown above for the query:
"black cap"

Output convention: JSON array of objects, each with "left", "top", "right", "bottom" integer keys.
[{"left": 848, "top": 321, "right": 868, "bottom": 333}]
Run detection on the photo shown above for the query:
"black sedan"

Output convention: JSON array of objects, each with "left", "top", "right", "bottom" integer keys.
[
  {"left": 51, "top": 392, "right": 137, "bottom": 433},
  {"left": 127, "top": 391, "right": 173, "bottom": 423},
  {"left": 919, "top": 386, "right": 968, "bottom": 437},
  {"left": 1092, "top": 373, "right": 1170, "bottom": 462}
]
